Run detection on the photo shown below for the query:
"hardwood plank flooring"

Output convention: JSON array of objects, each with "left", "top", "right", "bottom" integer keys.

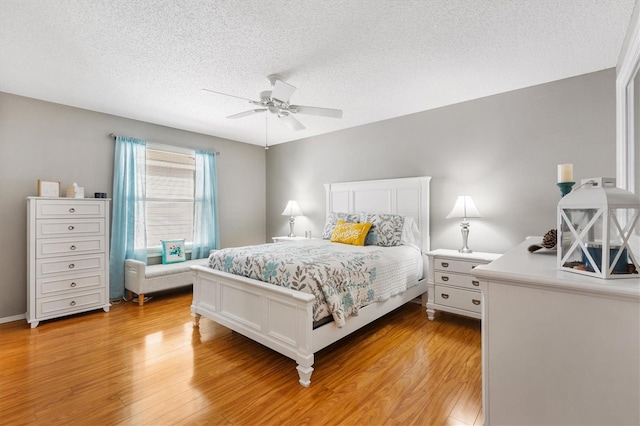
[{"left": 0, "top": 289, "right": 482, "bottom": 425}]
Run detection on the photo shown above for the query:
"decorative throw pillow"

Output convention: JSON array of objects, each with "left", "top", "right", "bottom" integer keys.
[
  {"left": 330, "top": 220, "right": 373, "bottom": 246},
  {"left": 321, "top": 212, "right": 360, "bottom": 239},
  {"left": 359, "top": 213, "right": 405, "bottom": 247},
  {"left": 161, "top": 239, "right": 186, "bottom": 264}
]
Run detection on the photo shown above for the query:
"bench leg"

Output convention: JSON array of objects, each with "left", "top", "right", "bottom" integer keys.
[{"left": 138, "top": 293, "right": 145, "bottom": 306}]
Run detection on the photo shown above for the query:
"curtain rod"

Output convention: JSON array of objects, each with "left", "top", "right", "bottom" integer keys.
[{"left": 109, "top": 133, "right": 220, "bottom": 156}]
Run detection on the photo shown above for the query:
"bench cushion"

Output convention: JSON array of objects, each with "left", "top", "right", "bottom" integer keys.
[{"left": 145, "top": 259, "right": 207, "bottom": 278}]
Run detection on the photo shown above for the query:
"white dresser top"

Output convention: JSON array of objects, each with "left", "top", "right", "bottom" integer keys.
[{"left": 473, "top": 237, "right": 640, "bottom": 301}]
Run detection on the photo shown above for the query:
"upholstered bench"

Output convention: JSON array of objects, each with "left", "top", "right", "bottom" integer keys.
[{"left": 124, "top": 258, "right": 208, "bottom": 306}]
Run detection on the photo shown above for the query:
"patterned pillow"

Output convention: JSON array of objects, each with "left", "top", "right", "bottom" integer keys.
[
  {"left": 359, "top": 213, "right": 405, "bottom": 247},
  {"left": 330, "top": 220, "right": 372, "bottom": 246},
  {"left": 321, "top": 212, "right": 359, "bottom": 239},
  {"left": 161, "top": 239, "right": 186, "bottom": 264}
]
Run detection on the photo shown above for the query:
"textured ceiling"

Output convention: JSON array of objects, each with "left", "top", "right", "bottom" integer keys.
[{"left": 0, "top": 0, "right": 635, "bottom": 146}]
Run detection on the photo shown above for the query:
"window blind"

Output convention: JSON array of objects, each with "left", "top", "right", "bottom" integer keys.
[{"left": 145, "top": 149, "right": 195, "bottom": 247}]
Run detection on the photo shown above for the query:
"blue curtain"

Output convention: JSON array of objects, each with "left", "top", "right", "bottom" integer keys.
[
  {"left": 192, "top": 150, "right": 220, "bottom": 259},
  {"left": 109, "top": 136, "right": 147, "bottom": 299}
]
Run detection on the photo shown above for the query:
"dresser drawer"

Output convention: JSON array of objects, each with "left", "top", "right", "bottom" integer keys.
[
  {"left": 37, "top": 236, "right": 105, "bottom": 258},
  {"left": 433, "top": 257, "right": 483, "bottom": 274},
  {"left": 434, "top": 271, "right": 482, "bottom": 290},
  {"left": 36, "top": 290, "right": 105, "bottom": 317},
  {"left": 36, "top": 200, "right": 105, "bottom": 218},
  {"left": 434, "top": 285, "right": 482, "bottom": 314},
  {"left": 37, "top": 219, "right": 105, "bottom": 238},
  {"left": 37, "top": 272, "right": 105, "bottom": 297},
  {"left": 37, "top": 254, "right": 105, "bottom": 276}
]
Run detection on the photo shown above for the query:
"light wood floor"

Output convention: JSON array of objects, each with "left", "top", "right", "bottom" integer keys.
[{"left": 0, "top": 289, "right": 482, "bottom": 425}]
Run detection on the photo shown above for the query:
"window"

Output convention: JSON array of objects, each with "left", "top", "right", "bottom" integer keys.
[{"left": 144, "top": 148, "right": 196, "bottom": 249}]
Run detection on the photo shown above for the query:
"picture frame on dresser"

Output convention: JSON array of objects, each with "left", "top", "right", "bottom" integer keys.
[{"left": 37, "top": 180, "right": 61, "bottom": 197}]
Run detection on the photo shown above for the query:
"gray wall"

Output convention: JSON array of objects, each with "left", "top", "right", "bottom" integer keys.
[
  {"left": 0, "top": 68, "right": 617, "bottom": 320},
  {"left": 266, "top": 69, "right": 617, "bottom": 254},
  {"left": 0, "top": 92, "right": 266, "bottom": 320}
]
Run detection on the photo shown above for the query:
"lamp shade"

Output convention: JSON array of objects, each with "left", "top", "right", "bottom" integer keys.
[
  {"left": 446, "top": 196, "right": 482, "bottom": 219},
  {"left": 281, "top": 200, "right": 303, "bottom": 217}
]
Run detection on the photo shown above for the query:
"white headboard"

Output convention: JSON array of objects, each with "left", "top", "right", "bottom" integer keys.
[{"left": 324, "top": 176, "right": 431, "bottom": 252}]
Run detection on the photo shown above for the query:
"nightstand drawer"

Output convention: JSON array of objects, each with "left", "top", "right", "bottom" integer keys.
[
  {"left": 435, "top": 285, "right": 482, "bottom": 314},
  {"left": 427, "top": 249, "right": 500, "bottom": 320},
  {"left": 434, "top": 258, "right": 483, "bottom": 274},
  {"left": 434, "top": 271, "right": 481, "bottom": 290}
]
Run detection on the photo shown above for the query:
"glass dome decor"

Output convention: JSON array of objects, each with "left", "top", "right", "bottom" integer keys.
[{"left": 557, "top": 178, "right": 640, "bottom": 279}]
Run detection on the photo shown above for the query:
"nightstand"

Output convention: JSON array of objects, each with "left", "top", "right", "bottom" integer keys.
[
  {"left": 426, "top": 249, "right": 501, "bottom": 321},
  {"left": 272, "top": 236, "right": 308, "bottom": 243}
]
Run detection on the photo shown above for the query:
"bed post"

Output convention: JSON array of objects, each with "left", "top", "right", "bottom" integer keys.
[
  {"left": 296, "top": 364, "right": 314, "bottom": 387},
  {"left": 295, "top": 294, "right": 315, "bottom": 387}
]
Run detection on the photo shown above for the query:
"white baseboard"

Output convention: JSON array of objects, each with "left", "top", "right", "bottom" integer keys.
[{"left": 0, "top": 313, "right": 26, "bottom": 324}]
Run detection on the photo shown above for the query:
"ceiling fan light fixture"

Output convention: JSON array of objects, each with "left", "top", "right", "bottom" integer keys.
[
  {"left": 259, "top": 90, "right": 272, "bottom": 101},
  {"left": 202, "top": 75, "right": 343, "bottom": 135},
  {"left": 271, "top": 80, "right": 296, "bottom": 103}
]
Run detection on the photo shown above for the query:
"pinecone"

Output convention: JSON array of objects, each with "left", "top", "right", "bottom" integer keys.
[{"left": 542, "top": 229, "right": 557, "bottom": 249}]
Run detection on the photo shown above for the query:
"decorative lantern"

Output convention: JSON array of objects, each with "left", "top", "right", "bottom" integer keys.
[{"left": 557, "top": 177, "right": 640, "bottom": 279}]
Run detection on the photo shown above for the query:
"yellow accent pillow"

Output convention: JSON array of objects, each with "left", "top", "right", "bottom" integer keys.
[{"left": 330, "top": 220, "right": 373, "bottom": 246}]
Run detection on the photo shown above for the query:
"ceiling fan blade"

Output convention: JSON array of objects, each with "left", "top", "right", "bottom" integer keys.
[
  {"left": 271, "top": 79, "right": 296, "bottom": 103},
  {"left": 227, "top": 109, "right": 267, "bottom": 119},
  {"left": 278, "top": 113, "right": 305, "bottom": 131},
  {"left": 201, "top": 88, "right": 256, "bottom": 103},
  {"left": 290, "top": 105, "right": 343, "bottom": 119}
]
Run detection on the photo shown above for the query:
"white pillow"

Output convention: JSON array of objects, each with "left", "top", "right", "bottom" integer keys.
[{"left": 400, "top": 217, "right": 421, "bottom": 249}]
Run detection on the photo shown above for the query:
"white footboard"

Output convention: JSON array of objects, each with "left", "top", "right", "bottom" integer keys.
[
  {"left": 191, "top": 263, "right": 428, "bottom": 387},
  {"left": 190, "top": 265, "right": 317, "bottom": 386}
]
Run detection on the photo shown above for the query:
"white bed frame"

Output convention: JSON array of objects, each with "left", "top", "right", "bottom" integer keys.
[{"left": 190, "top": 176, "right": 431, "bottom": 386}]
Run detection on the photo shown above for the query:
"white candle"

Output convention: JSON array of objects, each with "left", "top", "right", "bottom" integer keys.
[{"left": 558, "top": 164, "right": 574, "bottom": 183}]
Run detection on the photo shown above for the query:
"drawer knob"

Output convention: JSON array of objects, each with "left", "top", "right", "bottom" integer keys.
[
  {"left": 472, "top": 299, "right": 481, "bottom": 305},
  {"left": 69, "top": 208, "right": 76, "bottom": 213},
  {"left": 68, "top": 225, "right": 75, "bottom": 231},
  {"left": 441, "top": 262, "right": 449, "bottom": 268},
  {"left": 70, "top": 245, "right": 77, "bottom": 251},
  {"left": 441, "top": 293, "right": 449, "bottom": 299},
  {"left": 441, "top": 275, "right": 449, "bottom": 282},
  {"left": 472, "top": 280, "right": 479, "bottom": 286},
  {"left": 70, "top": 282, "right": 77, "bottom": 287},
  {"left": 68, "top": 263, "right": 75, "bottom": 269},
  {"left": 70, "top": 301, "right": 76, "bottom": 306}
]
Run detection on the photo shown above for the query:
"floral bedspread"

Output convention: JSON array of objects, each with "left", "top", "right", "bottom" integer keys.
[{"left": 207, "top": 241, "right": 414, "bottom": 327}]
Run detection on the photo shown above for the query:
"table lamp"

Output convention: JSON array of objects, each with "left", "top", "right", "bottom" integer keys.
[
  {"left": 447, "top": 195, "right": 482, "bottom": 253},
  {"left": 281, "top": 200, "right": 303, "bottom": 237}
]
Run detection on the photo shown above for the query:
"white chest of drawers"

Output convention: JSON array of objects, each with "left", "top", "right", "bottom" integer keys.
[
  {"left": 426, "top": 249, "right": 500, "bottom": 320},
  {"left": 27, "top": 197, "right": 111, "bottom": 328}
]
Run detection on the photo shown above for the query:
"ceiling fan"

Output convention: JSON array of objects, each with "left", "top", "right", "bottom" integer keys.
[{"left": 202, "top": 74, "right": 343, "bottom": 131}]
